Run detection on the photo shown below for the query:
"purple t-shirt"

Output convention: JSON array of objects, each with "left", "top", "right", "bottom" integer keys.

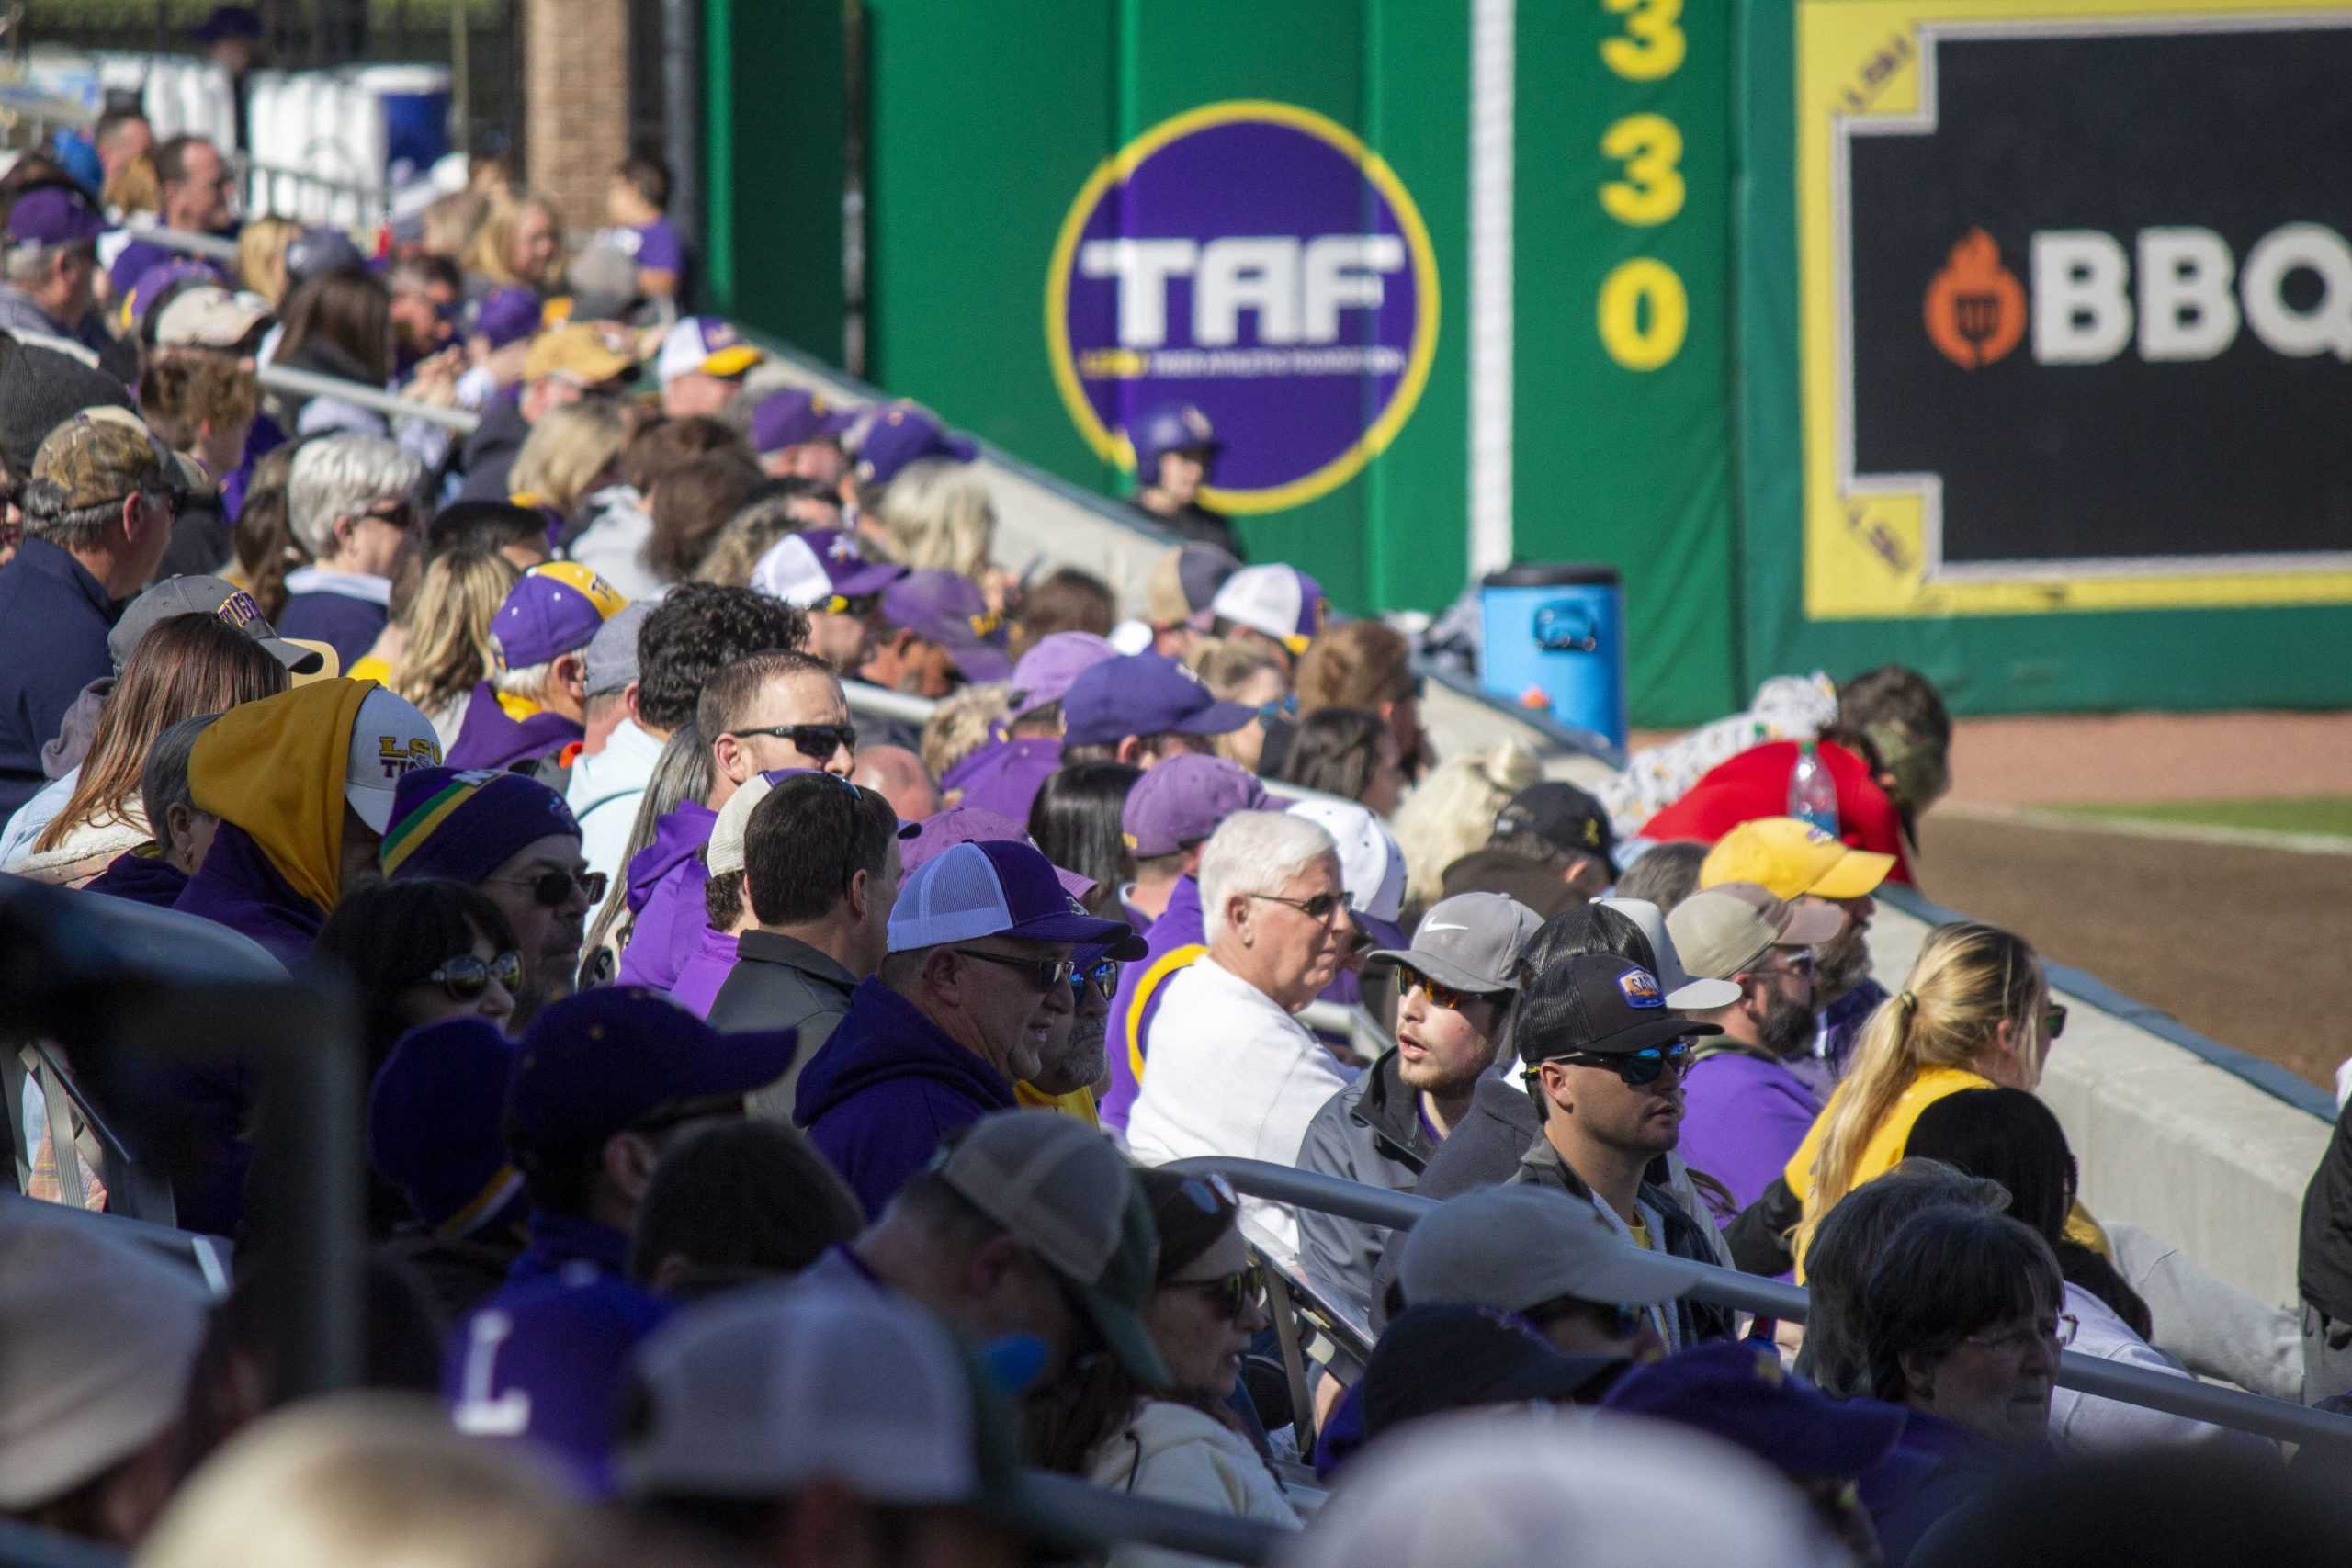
[
  {"left": 1678, "top": 1051, "right": 1823, "bottom": 1221},
  {"left": 620, "top": 219, "right": 684, "bottom": 275},
  {"left": 1100, "top": 876, "right": 1205, "bottom": 1132}
]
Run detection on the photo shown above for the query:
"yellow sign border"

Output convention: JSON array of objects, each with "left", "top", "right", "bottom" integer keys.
[
  {"left": 1797, "top": 0, "right": 2352, "bottom": 618},
  {"left": 1043, "top": 98, "right": 1442, "bottom": 516}
]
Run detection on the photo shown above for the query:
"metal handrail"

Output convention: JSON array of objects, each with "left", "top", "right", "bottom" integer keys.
[
  {"left": 256, "top": 362, "right": 482, "bottom": 433},
  {"left": 1018, "top": 1471, "right": 1284, "bottom": 1565},
  {"left": 1166, "top": 1156, "right": 2352, "bottom": 1453},
  {"left": 117, "top": 220, "right": 240, "bottom": 263}
]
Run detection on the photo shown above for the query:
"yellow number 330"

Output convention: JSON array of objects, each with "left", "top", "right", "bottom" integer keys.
[{"left": 1601, "top": 0, "right": 1686, "bottom": 82}]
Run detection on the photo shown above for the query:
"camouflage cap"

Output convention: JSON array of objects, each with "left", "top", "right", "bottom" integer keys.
[{"left": 26, "top": 408, "right": 170, "bottom": 516}]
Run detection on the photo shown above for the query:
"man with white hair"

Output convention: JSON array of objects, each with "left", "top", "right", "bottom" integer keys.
[
  {"left": 275, "top": 434, "right": 426, "bottom": 665},
  {"left": 1126, "top": 808, "right": 1358, "bottom": 1250}
]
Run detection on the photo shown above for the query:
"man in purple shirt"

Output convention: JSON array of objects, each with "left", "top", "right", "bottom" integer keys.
[
  {"left": 447, "top": 561, "right": 629, "bottom": 772},
  {"left": 1100, "top": 754, "right": 1267, "bottom": 1131},
  {"left": 1664, "top": 882, "right": 1846, "bottom": 1219}
]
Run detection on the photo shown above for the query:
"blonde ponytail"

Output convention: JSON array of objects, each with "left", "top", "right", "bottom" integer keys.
[{"left": 1792, "top": 921, "right": 2041, "bottom": 1257}]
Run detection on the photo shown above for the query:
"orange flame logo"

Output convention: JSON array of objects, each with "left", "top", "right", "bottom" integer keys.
[{"left": 1923, "top": 229, "right": 2025, "bottom": 370}]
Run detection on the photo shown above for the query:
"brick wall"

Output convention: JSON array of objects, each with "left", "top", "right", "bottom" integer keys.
[{"left": 523, "top": 0, "right": 631, "bottom": 237}]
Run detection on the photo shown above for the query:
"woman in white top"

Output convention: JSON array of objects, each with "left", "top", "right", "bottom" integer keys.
[
  {"left": 1035, "top": 1168, "right": 1297, "bottom": 1568},
  {"left": 1125, "top": 810, "right": 1357, "bottom": 1252}
]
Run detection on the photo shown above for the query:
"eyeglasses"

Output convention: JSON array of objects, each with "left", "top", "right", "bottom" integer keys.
[
  {"left": 1248, "top": 890, "right": 1351, "bottom": 923},
  {"left": 735, "top": 722, "right": 857, "bottom": 761},
  {"left": 1527, "top": 1294, "right": 1647, "bottom": 1342},
  {"left": 485, "top": 867, "right": 607, "bottom": 908},
  {"left": 1963, "top": 1314, "right": 2079, "bottom": 1357},
  {"left": 360, "top": 499, "right": 418, "bottom": 532},
  {"left": 1402, "top": 970, "right": 1494, "bottom": 1014},
  {"left": 1541, "top": 1041, "right": 1695, "bottom": 1087},
  {"left": 426, "top": 949, "right": 523, "bottom": 1000},
  {"left": 953, "top": 948, "right": 1075, "bottom": 992},
  {"left": 2044, "top": 1003, "right": 2068, "bottom": 1040},
  {"left": 1169, "top": 1262, "right": 1266, "bottom": 1323},
  {"left": 1753, "top": 950, "right": 1816, "bottom": 981},
  {"left": 1069, "top": 956, "right": 1120, "bottom": 1001},
  {"left": 819, "top": 592, "right": 882, "bottom": 618}
]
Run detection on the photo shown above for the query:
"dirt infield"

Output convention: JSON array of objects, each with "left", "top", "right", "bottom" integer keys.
[{"left": 1628, "top": 709, "right": 2352, "bottom": 1090}]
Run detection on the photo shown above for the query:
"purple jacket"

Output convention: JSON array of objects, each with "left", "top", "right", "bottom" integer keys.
[
  {"left": 1678, "top": 1049, "right": 1823, "bottom": 1221},
  {"left": 1101, "top": 876, "right": 1206, "bottom": 1132},
  {"left": 172, "top": 821, "right": 326, "bottom": 966},
  {"left": 796, "top": 977, "right": 1016, "bottom": 1219},
  {"left": 615, "top": 800, "right": 718, "bottom": 991},
  {"left": 85, "top": 848, "right": 191, "bottom": 908},
  {"left": 667, "top": 921, "right": 741, "bottom": 1019},
  {"left": 443, "top": 683, "right": 584, "bottom": 773},
  {"left": 940, "top": 736, "right": 1062, "bottom": 823}
]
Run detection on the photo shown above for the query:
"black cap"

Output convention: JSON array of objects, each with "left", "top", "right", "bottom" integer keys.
[
  {"left": 1495, "top": 782, "right": 1619, "bottom": 878},
  {"left": 1516, "top": 953, "right": 1721, "bottom": 1067},
  {"left": 1360, "top": 1304, "right": 1625, "bottom": 1439}
]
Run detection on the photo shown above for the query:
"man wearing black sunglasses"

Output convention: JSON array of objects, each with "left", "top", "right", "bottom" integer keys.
[{"left": 1512, "top": 953, "right": 1737, "bottom": 1350}]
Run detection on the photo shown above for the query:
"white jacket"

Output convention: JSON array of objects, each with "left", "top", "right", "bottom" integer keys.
[
  {"left": 565, "top": 486, "right": 669, "bottom": 603},
  {"left": 1085, "top": 1401, "right": 1299, "bottom": 1568},
  {"left": 1125, "top": 956, "right": 1356, "bottom": 1253},
  {"left": 2050, "top": 1282, "right": 2276, "bottom": 1459},
  {"left": 569, "top": 717, "right": 668, "bottom": 892}
]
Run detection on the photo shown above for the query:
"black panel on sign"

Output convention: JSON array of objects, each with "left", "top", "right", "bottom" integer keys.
[{"left": 1847, "top": 26, "right": 2352, "bottom": 566}]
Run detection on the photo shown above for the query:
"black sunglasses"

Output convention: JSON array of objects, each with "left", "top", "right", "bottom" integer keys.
[
  {"left": 1248, "top": 889, "right": 1351, "bottom": 922},
  {"left": 953, "top": 948, "right": 1075, "bottom": 992},
  {"left": 2045, "top": 1003, "right": 2068, "bottom": 1040},
  {"left": 820, "top": 591, "right": 882, "bottom": 618},
  {"left": 1069, "top": 956, "right": 1120, "bottom": 1001},
  {"left": 1540, "top": 1041, "right": 1695, "bottom": 1087},
  {"left": 736, "top": 722, "right": 857, "bottom": 760},
  {"left": 426, "top": 949, "right": 523, "bottom": 1000},
  {"left": 1170, "top": 1262, "right": 1266, "bottom": 1323},
  {"left": 1528, "top": 1294, "right": 1647, "bottom": 1342},
  {"left": 487, "top": 867, "right": 607, "bottom": 908},
  {"left": 1174, "top": 1172, "right": 1238, "bottom": 1214}
]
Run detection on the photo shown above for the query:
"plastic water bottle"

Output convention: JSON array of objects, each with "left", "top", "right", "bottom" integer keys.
[{"left": 1787, "top": 739, "right": 1840, "bottom": 836}]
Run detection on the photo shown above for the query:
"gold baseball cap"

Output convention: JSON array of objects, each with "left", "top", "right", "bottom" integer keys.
[{"left": 1699, "top": 817, "right": 1894, "bottom": 901}]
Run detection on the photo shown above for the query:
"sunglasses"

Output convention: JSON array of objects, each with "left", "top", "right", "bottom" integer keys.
[
  {"left": 360, "top": 499, "right": 418, "bottom": 532},
  {"left": 487, "top": 867, "right": 608, "bottom": 908},
  {"left": 1069, "top": 956, "right": 1120, "bottom": 1001},
  {"left": 953, "top": 948, "right": 1075, "bottom": 992},
  {"left": 820, "top": 592, "right": 882, "bottom": 618},
  {"left": 1754, "top": 950, "right": 1816, "bottom": 981},
  {"left": 1170, "top": 1262, "right": 1266, "bottom": 1323},
  {"left": 1542, "top": 1041, "right": 1695, "bottom": 1087},
  {"left": 1174, "top": 1172, "right": 1238, "bottom": 1214},
  {"left": 1403, "top": 970, "right": 1494, "bottom": 1013},
  {"left": 1248, "top": 889, "right": 1351, "bottom": 922},
  {"left": 737, "top": 722, "right": 857, "bottom": 761},
  {"left": 1528, "top": 1294, "right": 1648, "bottom": 1342},
  {"left": 2044, "top": 1003, "right": 2068, "bottom": 1040},
  {"left": 427, "top": 949, "right": 523, "bottom": 1000}
]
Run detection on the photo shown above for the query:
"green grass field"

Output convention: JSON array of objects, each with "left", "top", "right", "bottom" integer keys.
[{"left": 2043, "top": 795, "right": 2352, "bottom": 839}]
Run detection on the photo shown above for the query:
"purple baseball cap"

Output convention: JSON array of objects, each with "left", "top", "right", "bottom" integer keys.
[
  {"left": 1062, "top": 653, "right": 1256, "bottom": 749},
  {"left": 469, "top": 286, "right": 543, "bottom": 351},
  {"left": 491, "top": 561, "right": 629, "bottom": 670},
  {"left": 368, "top": 1016, "right": 524, "bottom": 1239},
  {"left": 899, "top": 804, "right": 1107, "bottom": 913},
  {"left": 886, "top": 838, "right": 1138, "bottom": 953},
  {"left": 503, "top": 987, "right": 798, "bottom": 1164},
  {"left": 852, "top": 400, "right": 978, "bottom": 490},
  {"left": 7, "top": 184, "right": 104, "bottom": 247},
  {"left": 750, "top": 388, "right": 858, "bottom": 455},
  {"left": 881, "top": 569, "right": 1012, "bottom": 682},
  {"left": 445, "top": 1276, "right": 673, "bottom": 1495},
  {"left": 749, "top": 526, "right": 905, "bottom": 609},
  {"left": 1121, "top": 754, "right": 1270, "bottom": 858},
  {"left": 1008, "top": 632, "right": 1117, "bottom": 719}
]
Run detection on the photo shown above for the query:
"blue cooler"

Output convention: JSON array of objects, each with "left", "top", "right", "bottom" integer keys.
[
  {"left": 363, "top": 66, "right": 452, "bottom": 183},
  {"left": 1478, "top": 563, "right": 1625, "bottom": 750}
]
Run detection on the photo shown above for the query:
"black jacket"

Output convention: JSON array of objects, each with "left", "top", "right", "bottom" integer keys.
[
  {"left": 1365, "top": 1076, "right": 1544, "bottom": 1326},
  {"left": 1510, "top": 1136, "right": 1737, "bottom": 1348},
  {"left": 1295, "top": 1049, "right": 1437, "bottom": 1324},
  {"left": 707, "top": 930, "right": 860, "bottom": 1122},
  {"left": 2301, "top": 1098, "right": 2352, "bottom": 1322}
]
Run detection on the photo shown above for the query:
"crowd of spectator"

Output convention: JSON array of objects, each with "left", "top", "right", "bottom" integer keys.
[{"left": 0, "top": 78, "right": 2346, "bottom": 1568}]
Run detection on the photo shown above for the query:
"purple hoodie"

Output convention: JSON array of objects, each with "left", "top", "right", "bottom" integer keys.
[
  {"left": 615, "top": 800, "right": 718, "bottom": 991},
  {"left": 443, "top": 683, "right": 585, "bottom": 773},
  {"left": 796, "top": 977, "right": 1018, "bottom": 1219},
  {"left": 939, "top": 736, "right": 1062, "bottom": 823},
  {"left": 666, "top": 921, "right": 741, "bottom": 1019},
  {"left": 1100, "top": 875, "right": 1205, "bottom": 1132},
  {"left": 172, "top": 821, "right": 326, "bottom": 966},
  {"left": 84, "top": 847, "right": 192, "bottom": 908}
]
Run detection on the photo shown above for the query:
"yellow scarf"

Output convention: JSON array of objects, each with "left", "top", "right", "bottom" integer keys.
[{"left": 187, "top": 678, "right": 374, "bottom": 913}]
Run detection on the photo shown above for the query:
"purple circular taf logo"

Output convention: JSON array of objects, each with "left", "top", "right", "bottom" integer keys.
[{"left": 1046, "top": 100, "right": 1440, "bottom": 513}]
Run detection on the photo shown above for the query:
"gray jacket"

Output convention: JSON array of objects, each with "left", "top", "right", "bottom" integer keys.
[
  {"left": 706, "top": 930, "right": 860, "bottom": 1121},
  {"left": 1295, "top": 1048, "right": 1436, "bottom": 1325}
]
